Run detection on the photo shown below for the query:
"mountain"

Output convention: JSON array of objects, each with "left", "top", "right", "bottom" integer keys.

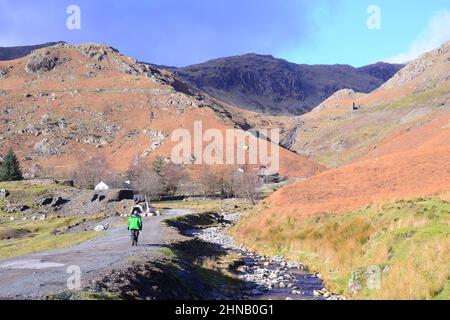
[
  {"left": 0, "top": 42, "right": 65, "bottom": 61},
  {"left": 356, "top": 62, "right": 405, "bottom": 82},
  {"left": 173, "top": 54, "right": 404, "bottom": 116},
  {"left": 0, "top": 43, "right": 321, "bottom": 179},
  {"left": 279, "top": 41, "right": 450, "bottom": 168},
  {"left": 232, "top": 42, "right": 450, "bottom": 299},
  {"left": 1, "top": 44, "right": 403, "bottom": 117}
]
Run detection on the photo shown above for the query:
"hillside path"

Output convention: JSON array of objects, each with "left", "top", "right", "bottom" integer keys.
[{"left": 0, "top": 209, "right": 192, "bottom": 299}]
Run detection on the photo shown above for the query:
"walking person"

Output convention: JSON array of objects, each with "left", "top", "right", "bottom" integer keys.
[{"left": 128, "top": 205, "right": 143, "bottom": 246}]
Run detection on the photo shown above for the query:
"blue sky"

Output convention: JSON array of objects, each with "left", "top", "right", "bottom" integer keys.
[{"left": 0, "top": 0, "right": 449, "bottom": 67}]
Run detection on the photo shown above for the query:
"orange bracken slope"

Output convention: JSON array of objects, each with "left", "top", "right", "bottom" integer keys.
[
  {"left": 0, "top": 43, "right": 321, "bottom": 179},
  {"left": 241, "top": 43, "right": 450, "bottom": 227}
]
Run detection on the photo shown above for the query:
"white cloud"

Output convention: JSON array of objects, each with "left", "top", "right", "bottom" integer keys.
[{"left": 385, "top": 10, "right": 450, "bottom": 64}]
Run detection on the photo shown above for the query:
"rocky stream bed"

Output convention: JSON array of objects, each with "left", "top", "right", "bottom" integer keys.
[{"left": 189, "top": 212, "right": 344, "bottom": 300}]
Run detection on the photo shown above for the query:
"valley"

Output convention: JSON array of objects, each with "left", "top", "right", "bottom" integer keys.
[{"left": 0, "top": 39, "right": 448, "bottom": 301}]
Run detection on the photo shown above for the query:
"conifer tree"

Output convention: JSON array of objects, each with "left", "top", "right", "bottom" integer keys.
[{"left": 0, "top": 149, "right": 23, "bottom": 181}]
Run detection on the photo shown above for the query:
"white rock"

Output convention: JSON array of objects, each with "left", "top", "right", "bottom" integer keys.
[{"left": 94, "top": 224, "right": 106, "bottom": 232}]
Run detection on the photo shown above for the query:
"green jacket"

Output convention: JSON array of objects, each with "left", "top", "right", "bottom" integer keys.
[{"left": 128, "top": 214, "right": 143, "bottom": 231}]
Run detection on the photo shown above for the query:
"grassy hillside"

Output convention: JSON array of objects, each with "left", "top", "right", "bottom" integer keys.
[
  {"left": 0, "top": 181, "right": 101, "bottom": 259},
  {"left": 232, "top": 197, "right": 450, "bottom": 300}
]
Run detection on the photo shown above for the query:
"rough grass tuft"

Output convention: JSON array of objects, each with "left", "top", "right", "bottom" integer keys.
[{"left": 232, "top": 197, "right": 450, "bottom": 300}]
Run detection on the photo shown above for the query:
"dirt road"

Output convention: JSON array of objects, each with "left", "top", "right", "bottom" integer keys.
[{"left": 0, "top": 209, "right": 192, "bottom": 299}]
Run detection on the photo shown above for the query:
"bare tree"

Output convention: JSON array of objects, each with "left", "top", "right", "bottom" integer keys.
[
  {"left": 161, "top": 162, "right": 190, "bottom": 196},
  {"left": 197, "top": 166, "right": 235, "bottom": 198},
  {"left": 198, "top": 170, "right": 222, "bottom": 196},
  {"left": 72, "top": 155, "right": 110, "bottom": 189},
  {"left": 231, "top": 168, "right": 262, "bottom": 205},
  {"left": 133, "top": 169, "right": 164, "bottom": 201},
  {"left": 103, "top": 171, "right": 126, "bottom": 189},
  {"left": 128, "top": 160, "right": 164, "bottom": 200}
]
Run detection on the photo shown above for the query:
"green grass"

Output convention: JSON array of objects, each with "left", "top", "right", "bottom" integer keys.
[
  {"left": 378, "top": 83, "right": 450, "bottom": 111},
  {"left": 0, "top": 181, "right": 107, "bottom": 259},
  {"left": 233, "top": 197, "right": 450, "bottom": 300},
  {"left": 0, "top": 181, "right": 66, "bottom": 208},
  {"left": 316, "top": 118, "right": 400, "bottom": 167},
  {"left": 160, "top": 247, "right": 177, "bottom": 258},
  {"left": 0, "top": 217, "right": 99, "bottom": 259},
  {"left": 49, "top": 290, "right": 122, "bottom": 300},
  {"left": 259, "top": 181, "right": 289, "bottom": 198}
]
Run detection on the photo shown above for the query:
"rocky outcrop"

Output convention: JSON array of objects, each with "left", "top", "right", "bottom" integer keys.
[
  {"left": 383, "top": 40, "right": 450, "bottom": 89},
  {"left": 76, "top": 43, "right": 164, "bottom": 80},
  {"left": 280, "top": 125, "right": 301, "bottom": 150},
  {"left": 0, "top": 66, "right": 9, "bottom": 78},
  {"left": 33, "top": 138, "right": 64, "bottom": 156},
  {"left": 77, "top": 43, "right": 115, "bottom": 62},
  {"left": 25, "top": 49, "right": 70, "bottom": 74}
]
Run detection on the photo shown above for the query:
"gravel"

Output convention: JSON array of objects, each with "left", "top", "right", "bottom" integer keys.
[{"left": 190, "top": 212, "right": 345, "bottom": 300}]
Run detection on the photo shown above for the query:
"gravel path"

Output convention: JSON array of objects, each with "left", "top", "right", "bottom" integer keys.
[{"left": 0, "top": 209, "right": 192, "bottom": 299}]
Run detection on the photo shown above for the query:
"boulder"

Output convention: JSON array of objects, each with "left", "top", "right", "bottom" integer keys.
[
  {"left": 94, "top": 225, "right": 105, "bottom": 232},
  {"left": 40, "top": 197, "right": 54, "bottom": 206},
  {"left": 0, "top": 67, "right": 9, "bottom": 78},
  {"left": 52, "top": 197, "right": 69, "bottom": 207},
  {"left": 20, "top": 205, "right": 31, "bottom": 212},
  {"left": 0, "top": 189, "right": 9, "bottom": 198},
  {"left": 94, "top": 223, "right": 109, "bottom": 232}
]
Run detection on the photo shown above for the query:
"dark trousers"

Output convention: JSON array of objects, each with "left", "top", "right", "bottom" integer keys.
[{"left": 130, "top": 230, "right": 140, "bottom": 246}]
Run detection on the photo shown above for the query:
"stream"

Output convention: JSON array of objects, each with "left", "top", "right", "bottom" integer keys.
[{"left": 189, "top": 212, "right": 344, "bottom": 300}]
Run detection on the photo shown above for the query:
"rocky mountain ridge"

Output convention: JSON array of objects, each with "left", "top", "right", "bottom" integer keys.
[{"left": 173, "top": 54, "right": 404, "bottom": 115}]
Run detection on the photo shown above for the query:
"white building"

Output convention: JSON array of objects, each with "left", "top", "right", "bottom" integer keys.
[{"left": 94, "top": 181, "right": 110, "bottom": 191}]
